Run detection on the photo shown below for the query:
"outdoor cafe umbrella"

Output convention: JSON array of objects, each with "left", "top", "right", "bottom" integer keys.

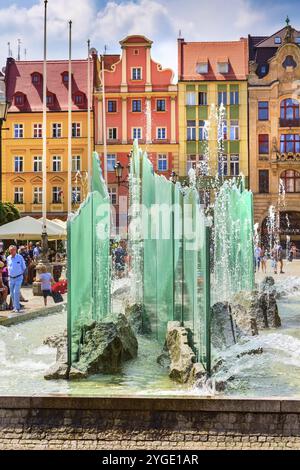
[{"left": 0, "top": 216, "right": 66, "bottom": 241}]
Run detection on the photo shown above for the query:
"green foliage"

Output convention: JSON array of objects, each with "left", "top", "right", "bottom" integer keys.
[{"left": 0, "top": 202, "right": 20, "bottom": 226}]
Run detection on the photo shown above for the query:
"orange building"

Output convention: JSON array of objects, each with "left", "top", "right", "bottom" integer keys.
[{"left": 94, "top": 35, "right": 178, "bottom": 231}]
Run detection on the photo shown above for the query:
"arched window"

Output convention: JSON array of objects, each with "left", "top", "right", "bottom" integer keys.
[
  {"left": 280, "top": 98, "right": 300, "bottom": 120},
  {"left": 281, "top": 170, "right": 300, "bottom": 193}
]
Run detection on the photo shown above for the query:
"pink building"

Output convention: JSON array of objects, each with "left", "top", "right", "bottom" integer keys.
[{"left": 94, "top": 35, "right": 178, "bottom": 231}]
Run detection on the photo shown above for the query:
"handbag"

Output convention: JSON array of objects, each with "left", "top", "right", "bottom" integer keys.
[{"left": 51, "top": 291, "right": 64, "bottom": 303}]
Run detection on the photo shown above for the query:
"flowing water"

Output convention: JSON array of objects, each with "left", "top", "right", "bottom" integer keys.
[{"left": 0, "top": 280, "right": 300, "bottom": 397}]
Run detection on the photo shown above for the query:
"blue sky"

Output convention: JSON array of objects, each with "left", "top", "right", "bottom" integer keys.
[{"left": 0, "top": 0, "right": 299, "bottom": 76}]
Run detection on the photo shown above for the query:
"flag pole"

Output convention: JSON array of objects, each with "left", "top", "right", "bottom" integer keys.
[
  {"left": 102, "top": 51, "right": 108, "bottom": 184},
  {"left": 87, "top": 39, "right": 91, "bottom": 192},
  {"left": 41, "top": 0, "right": 48, "bottom": 260},
  {"left": 68, "top": 20, "right": 72, "bottom": 215}
]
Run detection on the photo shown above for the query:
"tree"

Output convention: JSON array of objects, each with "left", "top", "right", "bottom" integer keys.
[{"left": 0, "top": 202, "right": 20, "bottom": 226}]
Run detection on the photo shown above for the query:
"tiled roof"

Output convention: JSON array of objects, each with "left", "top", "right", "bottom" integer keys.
[
  {"left": 5, "top": 58, "right": 93, "bottom": 112},
  {"left": 179, "top": 39, "right": 248, "bottom": 81},
  {"left": 102, "top": 55, "right": 120, "bottom": 71}
]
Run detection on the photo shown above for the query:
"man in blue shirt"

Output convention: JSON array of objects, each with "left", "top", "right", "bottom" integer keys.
[{"left": 7, "top": 245, "right": 26, "bottom": 313}]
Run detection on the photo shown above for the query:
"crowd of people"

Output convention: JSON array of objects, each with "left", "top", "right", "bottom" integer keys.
[
  {"left": 0, "top": 241, "right": 66, "bottom": 313},
  {"left": 254, "top": 242, "right": 299, "bottom": 275}
]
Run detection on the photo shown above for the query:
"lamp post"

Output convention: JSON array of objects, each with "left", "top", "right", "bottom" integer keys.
[{"left": 0, "top": 98, "right": 9, "bottom": 202}]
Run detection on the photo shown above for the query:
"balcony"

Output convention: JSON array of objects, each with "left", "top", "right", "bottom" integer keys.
[
  {"left": 272, "top": 152, "right": 300, "bottom": 163},
  {"left": 279, "top": 118, "right": 300, "bottom": 128}
]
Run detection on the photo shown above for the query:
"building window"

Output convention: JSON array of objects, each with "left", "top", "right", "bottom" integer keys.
[
  {"left": 52, "top": 123, "right": 62, "bottom": 138},
  {"left": 156, "top": 99, "right": 166, "bottom": 111},
  {"left": 187, "top": 155, "right": 197, "bottom": 173},
  {"left": 187, "top": 120, "right": 196, "bottom": 141},
  {"left": 230, "top": 155, "right": 239, "bottom": 176},
  {"left": 14, "top": 187, "right": 24, "bottom": 204},
  {"left": 33, "top": 156, "right": 42, "bottom": 172},
  {"left": 74, "top": 94, "right": 84, "bottom": 105},
  {"left": 107, "top": 100, "right": 117, "bottom": 112},
  {"left": 62, "top": 72, "right": 69, "bottom": 84},
  {"left": 199, "top": 120, "right": 208, "bottom": 141},
  {"left": 52, "top": 155, "right": 62, "bottom": 172},
  {"left": 275, "top": 37, "right": 282, "bottom": 44},
  {"left": 46, "top": 95, "right": 54, "bottom": 105},
  {"left": 33, "top": 187, "right": 43, "bottom": 204},
  {"left": 281, "top": 170, "right": 300, "bottom": 193},
  {"left": 217, "top": 62, "right": 229, "bottom": 74},
  {"left": 157, "top": 128, "right": 166, "bottom": 140},
  {"left": 15, "top": 94, "right": 24, "bottom": 106},
  {"left": 230, "top": 91, "right": 239, "bottom": 105},
  {"left": 221, "top": 121, "right": 228, "bottom": 140},
  {"left": 196, "top": 62, "right": 208, "bottom": 74},
  {"left": 132, "top": 128, "right": 142, "bottom": 140},
  {"left": 259, "top": 134, "right": 269, "bottom": 155},
  {"left": 108, "top": 128, "right": 117, "bottom": 140},
  {"left": 280, "top": 134, "right": 300, "bottom": 153},
  {"left": 218, "top": 91, "right": 227, "bottom": 106},
  {"left": 52, "top": 187, "right": 62, "bottom": 203},
  {"left": 199, "top": 92, "right": 207, "bottom": 106},
  {"left": 107, "top": 154, "right": 116, "bottom": 172},
  {"left": 218, "top": 155, "right": 228, "bottom": 176},
  {"left": 72, "top": 186, "right": 81, "bottom": 204},
  {"left": 280, "top": 98, "right": 300, "bottom": 120},
  {"left": 108, "top": 187, "right": 117, "bottom": 205},
  {"left": 32, "top": 73, "right": 41, "bottom": 85},
  {"left": 259, "top": 170, "right": 269, "bottom": 193},
  {"left": 33, "top": 123, "right": 42, "bottom": 138},
  {"left": 72, "top": 155, "right": 81, "bottom": 172},
  {"left": 14, "top": 124, "right": 23, "bottom": 139},
  {"left": 132, "top": 99, "right": 141, "bottom": 112},
  {"left": 14, "top": 156, "right": 23, "bottom": 173},
  {"left": 230, "top": 120, "right": 239, "bottom": 140},
  {"left": 296, "top": 37, "right": 300, "bottom": 44},
  {"left": 186, "top": 92, "right": 196, "bottom": 106},
  {"left": 258, "top": 101, "right": 269, "bottom": 121},
  {"left": 72, "top": 122, "right": 81, "bottom": 137},
  {"left": 132, "top": 67, "right": 142, "bottom": 80},
  {"left": 157, "top": 154, "right": 168, "bottom": 172}
]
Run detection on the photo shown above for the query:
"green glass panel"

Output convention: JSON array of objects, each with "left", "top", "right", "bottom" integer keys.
[
  {"left": 218, "top": 84, "right": 227, "bottom": 92},
  {"left": 198, "top": 85, "right": 207, "bottom": 92},
  {"left": 186, "top": 85, "right": 196, "bottom": 91},
  {"left": 186, "top": 106, "right": 196, "bottom": 120},
  {"left": 230, "top": 84, "right": 239, "bottom": 91}
]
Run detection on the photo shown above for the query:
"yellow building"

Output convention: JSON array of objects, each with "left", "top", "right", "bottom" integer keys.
[
  {"left": 249, "top": 23, "right": 300, "bottom": 248},
  {"left": 177, "top": 38, "right": 249, "bottom": 185},
  {"left": 2, "top": 58, "right": 93, "bottom": 219}
]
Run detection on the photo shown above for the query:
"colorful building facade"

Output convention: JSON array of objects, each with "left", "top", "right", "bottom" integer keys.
[
  {"left": 2, "top": 57, "right": 93, "bottom": 219},
  {"left": 248, "top": 23, "right": 300, "bottom": 248},
  {"left": 94, "top": 35, "right": 178, "bottom": 230},
  {"left": 177, "top": 37, "right": 249, "bottom": 185}
]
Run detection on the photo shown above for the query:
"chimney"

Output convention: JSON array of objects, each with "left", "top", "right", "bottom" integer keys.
[{"left": 177, "top": 37, "right": 184, "bottom": 81}]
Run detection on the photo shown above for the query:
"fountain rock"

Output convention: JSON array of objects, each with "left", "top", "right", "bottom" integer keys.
[
  {"left": 232, "top": 290, "right": 281, "bottom": 330},
  {"left": 125, "top": 304, "right": 152, "bottom": 335},
  {"left": 211, "top": 302, "right": 247, "bottom": 349},
  {"left": 158, "top": 321, "right": 206, "bottom": 384},
  {"left": 72, "top": 314, "right": 138, "bottom": 375}
]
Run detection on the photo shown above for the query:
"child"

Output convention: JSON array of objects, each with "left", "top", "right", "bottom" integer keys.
[{"left": 39, "top": 265, "right": 54, "bottom": 306}]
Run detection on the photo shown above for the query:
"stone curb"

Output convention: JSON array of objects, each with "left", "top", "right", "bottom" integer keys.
[{"left": 0, "top": 303, "right": 66, "bottom": 326}]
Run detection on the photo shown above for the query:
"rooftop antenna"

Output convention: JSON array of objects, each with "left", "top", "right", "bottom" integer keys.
[
  {"left": 286, "top": 15, "right": 290, "bottom": 27},
  {"left": 7, "top": 42, "right": 12, "bottom": 57},
  {"left": 24, "top": 48, "right": 27, "bottom": 61},
  {"left": 17, "top": 39, "right": 21, "bottom": 61},
  {"left": 178, "top": 29, "right": 182, "bottom": 38}
]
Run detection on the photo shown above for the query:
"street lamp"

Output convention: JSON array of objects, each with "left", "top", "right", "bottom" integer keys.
[
  {"left": 0, "top": 97, "right": 9, "bottom": 202},
  {"left": 114, "top": 161, "right": 124, "bottom": 184}
]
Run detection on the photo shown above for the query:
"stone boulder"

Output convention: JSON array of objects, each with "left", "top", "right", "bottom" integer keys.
[
  {"left": 211, "top": 302, "right": 249, "bottom": 350},
  {"left": 73, "top": 314, "right": 138, "bottom": 375},
  {"left": 44, "top": 314, "right": 138, "bottom": 380},
  {"left": 232, "top": 290, "right": 281, "bottom": 330},
  {"left": 158, "top": 321, "right": 206, "bottom": 384},
  {"left": 125, "top": 304, "right": 152, "bottom": 335}
]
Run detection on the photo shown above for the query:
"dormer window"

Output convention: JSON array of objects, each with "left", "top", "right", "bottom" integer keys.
[
  {"left": 14, "top": 93, "right": 25, "bottom": 106},
  {"left": 283, "top": 55, "right": 297, "bottom": 69},
  {"left": 46, "top": 94, "right": 54, "bottom": 106},
  {"left": 217, "top": 62, "right": 229, "bottom": 74},
  {"left": 74, "top": 92, "right": 85, "bottom": 105},
  {"left": 275, "top": 37, "right": 282, "bottom": 44},
  {"left": 196, "top": 62, "right": 208, "bottom": 74},
  {"left": 261, "top": 65, "right": 267, "bottom": 75},
  {"left": 62, "top": 72, "right": 69, "bottom": 84},
  {"left": 32, "top": 73, "right": 41, "bottom": 85},
  {"left": 296, "top": 37, "right": 300, "bottom": 44}
]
